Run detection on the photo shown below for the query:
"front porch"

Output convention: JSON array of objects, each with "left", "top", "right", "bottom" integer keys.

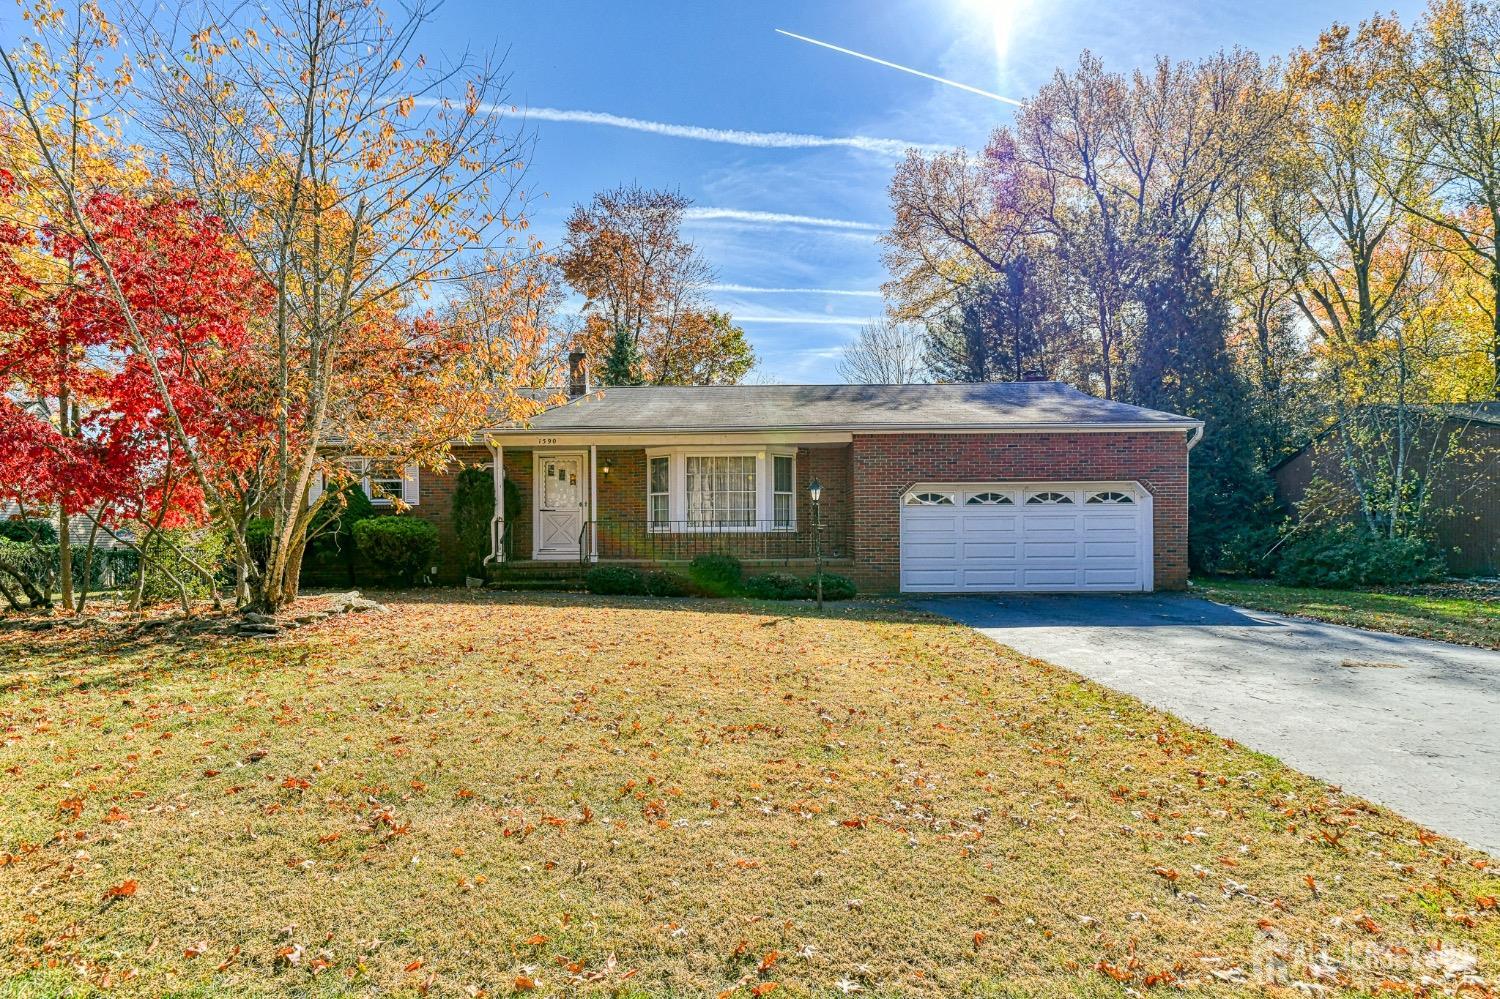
[{"left": 482, "top": 434, "right": 853, "bottom": 570}]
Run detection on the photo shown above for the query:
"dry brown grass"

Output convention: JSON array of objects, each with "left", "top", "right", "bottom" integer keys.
[{"left": 1, "top": 592, "right": 1496, "bottom": 998}]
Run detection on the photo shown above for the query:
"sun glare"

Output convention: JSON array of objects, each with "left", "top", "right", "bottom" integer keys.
[{"left": 958, "top": 0, "right": 1031, "bottom": 70}]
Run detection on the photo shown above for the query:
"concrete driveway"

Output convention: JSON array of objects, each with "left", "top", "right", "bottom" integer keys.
[{"left": 920, "top": 593, "right": 1500, "bottom": 856}]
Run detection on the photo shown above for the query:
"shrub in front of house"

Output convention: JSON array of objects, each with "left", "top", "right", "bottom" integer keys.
[
  {"left": 807, "top": 572, "right": 858, "bottom": 601},
  {"left": 643, "top": 569, "right": 696, "bottom": 597},
  {"left": 688, "top": 553, "right": 742, "bottom": 596},
  {"left": 306, "top": 482, "right": 377, "bottom": 585},
  {"left": 1275, "top": 525, "right": 1445, "bottom": 588},
  {"left": 0, "top": 519, "right": 58, "bottom": 544},
  {"left": 742, "top": 572, "right": 810, "bottom": 600},
  {"left": 585, "top": 564, "right": 647, "bottom": 595},
  {"left": 353, "top": 516, "right": 439, "bottom": 586}
]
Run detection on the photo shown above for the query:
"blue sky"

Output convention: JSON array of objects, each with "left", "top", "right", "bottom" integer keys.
[{"left": 426, "top": 0, "right": 1421, "bottom": 383}]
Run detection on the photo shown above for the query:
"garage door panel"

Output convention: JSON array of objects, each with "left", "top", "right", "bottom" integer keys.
[
  {"left": 1022, "top": 569, "right": 1084, "bottom": 586},
  {"left": 960, "top": 570, "right": 1019, "bottom": 587},
  {"left": 901, "top": 482, "right": 1149, "bottom": 594},
  {"left": 902, "top": 569, "right": 960, "bottom": 589},
  {"left": 1024, "top": 542, "right": 1080, "bottom": 559},
  {"left": 904, "top": 541, "right": 958, "bottom": 560},
  {"left": 1084, "top": 569, "right": 1140, "bottom": 586},
  {"left": 962, "top": 542, "right": 1019, "bottom": 559},
  {"left": 1084, "top": 541, "right": 1137, "bottom": 558}
]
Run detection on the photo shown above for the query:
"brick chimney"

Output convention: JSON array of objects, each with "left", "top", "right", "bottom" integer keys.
[{"left": 567, "top": 350, "right": 589, "bottom": 397}]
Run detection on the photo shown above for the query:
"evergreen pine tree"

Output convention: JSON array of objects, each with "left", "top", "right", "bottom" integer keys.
[
  {"left": 1133, "top": 244, "right": 1281, "bottom": 574},
  {"left": 600, "top": 324, "right": 646, "bottom": 385}
]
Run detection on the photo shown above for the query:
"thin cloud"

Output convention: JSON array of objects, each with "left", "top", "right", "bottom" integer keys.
[
  {"left": 775, "top": 29, "right": 1024, "bottom": 106},
  {"left": 708, "top": 283, "right": 882, "bottom": 298},
  {"left": 685, "top": 207, "right": 881, "bottom": 232},
  {"left": 734, "top": 315, "right": 878, "bottom": 326},
  {"left": 501, "top": 104, "right": 944, "bottom": 157}
]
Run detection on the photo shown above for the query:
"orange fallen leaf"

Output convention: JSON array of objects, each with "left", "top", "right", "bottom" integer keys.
[
  {"left": 102, "top": 880, "right": 138, "bottom": 901},
  {"left": 405, "top": 959, "right": 424, "bottom": 972},
  {"left": 513, "top": 974, "right": 537, "bottom": 991}
]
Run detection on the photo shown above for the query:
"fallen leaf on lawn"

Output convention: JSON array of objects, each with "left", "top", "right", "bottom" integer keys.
[
  {"left": 102, "top": 879, "right": 138, "bottom": 901},
  {"left": 405, "top": 959, "right": 424, "bottom": 972},
  {"left": 513, "top": 974, "right": 536, "bottom": 991}
]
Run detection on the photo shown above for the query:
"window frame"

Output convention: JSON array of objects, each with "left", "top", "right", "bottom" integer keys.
[
  {"left": 341, "top": 457, "right": 413, "bottom": 507},
  {"left": 643, "top": 445, "right": 798, "bottom": 533}
]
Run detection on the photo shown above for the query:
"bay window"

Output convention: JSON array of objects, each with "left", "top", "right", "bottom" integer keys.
[{"left": 644, "top": 447, "right": 796, "bottom": 531}]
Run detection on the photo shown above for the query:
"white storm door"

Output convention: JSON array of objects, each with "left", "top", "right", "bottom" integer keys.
[{"left": 535, "top": 453, "right": 587, "bottom": 558}]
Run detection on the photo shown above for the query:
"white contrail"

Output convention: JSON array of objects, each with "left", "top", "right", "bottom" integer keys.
[
  {"left": 685, "top": 207, "right": 880, "bottom": 231},
  {"left": 734, "top": 315, "right": 879, "bottom": 325},
  {"left": 707, "top": 283, "right": 882, "bottom": 298},
  {"left": 775, "top": 29, "right": 1024, "bottom": 106},
  {"left": 489, "top": 104, "right": 943, "bottom": 156}
]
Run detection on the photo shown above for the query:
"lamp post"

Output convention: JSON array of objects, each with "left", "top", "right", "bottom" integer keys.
[{"left": 808, "top": 477, "right": 823, "bottom": 610}]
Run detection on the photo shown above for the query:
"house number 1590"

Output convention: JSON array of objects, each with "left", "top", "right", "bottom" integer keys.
[{"left": 535, "top": 437, "right": 558, "bottom": 445}]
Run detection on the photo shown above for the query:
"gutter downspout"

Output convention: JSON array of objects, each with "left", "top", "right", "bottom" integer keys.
[
  {"left": 483, "top": 438, "right": 505, "bottom": 566},
  {"left": 1186, "top": 425, "right": 1204, "bottom": 451}
]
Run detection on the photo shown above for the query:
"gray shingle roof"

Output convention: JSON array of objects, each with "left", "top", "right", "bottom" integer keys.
[{"left": 508, "top": 382, "right": 1200, "bottom": 433}]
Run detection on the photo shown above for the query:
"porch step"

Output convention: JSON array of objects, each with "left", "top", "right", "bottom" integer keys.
[
  {"left": 486, "top": 576, "right": 589, "bottom": 592},
  {"left": 485, "top": 561, "right": 590, "bottom": 585}
]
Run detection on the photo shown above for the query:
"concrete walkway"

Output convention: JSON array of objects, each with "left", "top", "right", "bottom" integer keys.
[{"left": 920, "top": 593, "right": 1500, "bottom": 856}]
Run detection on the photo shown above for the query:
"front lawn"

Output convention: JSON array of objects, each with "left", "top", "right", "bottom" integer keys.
[
  {"left": 2, "top": 593, "right": 1496, "bottom": 997},
  {"left": 1194, "top": 578, "right": 1500, "bottom": 650}
]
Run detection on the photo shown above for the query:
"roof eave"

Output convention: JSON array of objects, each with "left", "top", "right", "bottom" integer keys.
[{"left": 474, "top": 420, "right": 1203, "bottom": 436}]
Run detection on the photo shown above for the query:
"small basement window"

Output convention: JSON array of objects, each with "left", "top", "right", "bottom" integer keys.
[{"left": 906, "top": 491, "right": 955, "bottom": 506}]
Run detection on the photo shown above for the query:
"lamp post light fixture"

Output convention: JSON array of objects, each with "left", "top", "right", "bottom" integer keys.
[{"left": 808, "top": 478, "right": 823, "bottom": 609}]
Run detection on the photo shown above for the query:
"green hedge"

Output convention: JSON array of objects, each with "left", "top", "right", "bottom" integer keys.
[
  {"left": 353, "top": 516, "right": 439, "bottom": 586},
  {"left": 1275, "top": 525, "right": 1445, "bottom": 588},
  {"left": 585, "top": 565, "right": 646, "bottom": 595},
  {"left": 807, "top": 572, "right": 858, "bottom": 601},
  {"left": 688, "top": 554, "right": 742, "bottom": 596},
  {"left": 743, "top": 572, "right": 810, "bottom": 600}
]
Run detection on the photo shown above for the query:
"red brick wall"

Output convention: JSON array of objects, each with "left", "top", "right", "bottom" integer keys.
[
  {"left": 501, "top": 450, "right": 534, "bottom": 561},
  {"left": 850, "top": 431, "right": 1191, "bottom": 592},
  {"left": 407, "top": 445, "right": 489, "bottom": 582}
]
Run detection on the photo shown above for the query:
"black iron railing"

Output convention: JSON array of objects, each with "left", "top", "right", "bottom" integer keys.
[{"left": 585, "top": 518, "right": 848, "bottom": 563}]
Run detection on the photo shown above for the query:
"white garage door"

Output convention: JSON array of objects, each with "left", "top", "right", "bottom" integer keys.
[{"left": 900, "top": 483, "right": 1152, "bottom": 593}]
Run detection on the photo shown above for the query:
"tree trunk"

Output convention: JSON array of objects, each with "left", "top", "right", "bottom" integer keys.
[{"left": 57, "top": 505, "right": 72, "bottom": 612}]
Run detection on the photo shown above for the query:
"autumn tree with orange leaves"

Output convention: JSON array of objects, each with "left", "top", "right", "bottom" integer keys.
[
  {"left": 561, "top": 184, "right": 755, "bottom": 386},
  {"left": 126, "top": 0, "right": 544, "bottom": 610}
]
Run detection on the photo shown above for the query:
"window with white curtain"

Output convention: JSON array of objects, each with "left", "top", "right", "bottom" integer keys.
[
  {"left": 685, "top": 455, "right": 756, "bottom": 527},
  {"left": 645, "top": 447, "right": 797, "bottom": 531}
]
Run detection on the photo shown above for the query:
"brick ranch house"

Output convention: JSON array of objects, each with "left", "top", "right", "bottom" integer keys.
[{"left": 362, "top": 359, "right": 1203, "bottom": 594}]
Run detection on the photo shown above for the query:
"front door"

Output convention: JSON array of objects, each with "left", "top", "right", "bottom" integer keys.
[{"left": 535, "top": 453, "right": 587, "bottom": 559}]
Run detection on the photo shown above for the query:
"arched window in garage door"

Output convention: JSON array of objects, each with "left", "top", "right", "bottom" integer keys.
[
  {"left": 965, "top": 491, "right": 1014, "bottom": 506},
  {"left": 1025, "top": 491, "right": 1073, "bottom": 505},
  {"left": 905, "top": 491, "right": 955, "bottom": 506}
]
